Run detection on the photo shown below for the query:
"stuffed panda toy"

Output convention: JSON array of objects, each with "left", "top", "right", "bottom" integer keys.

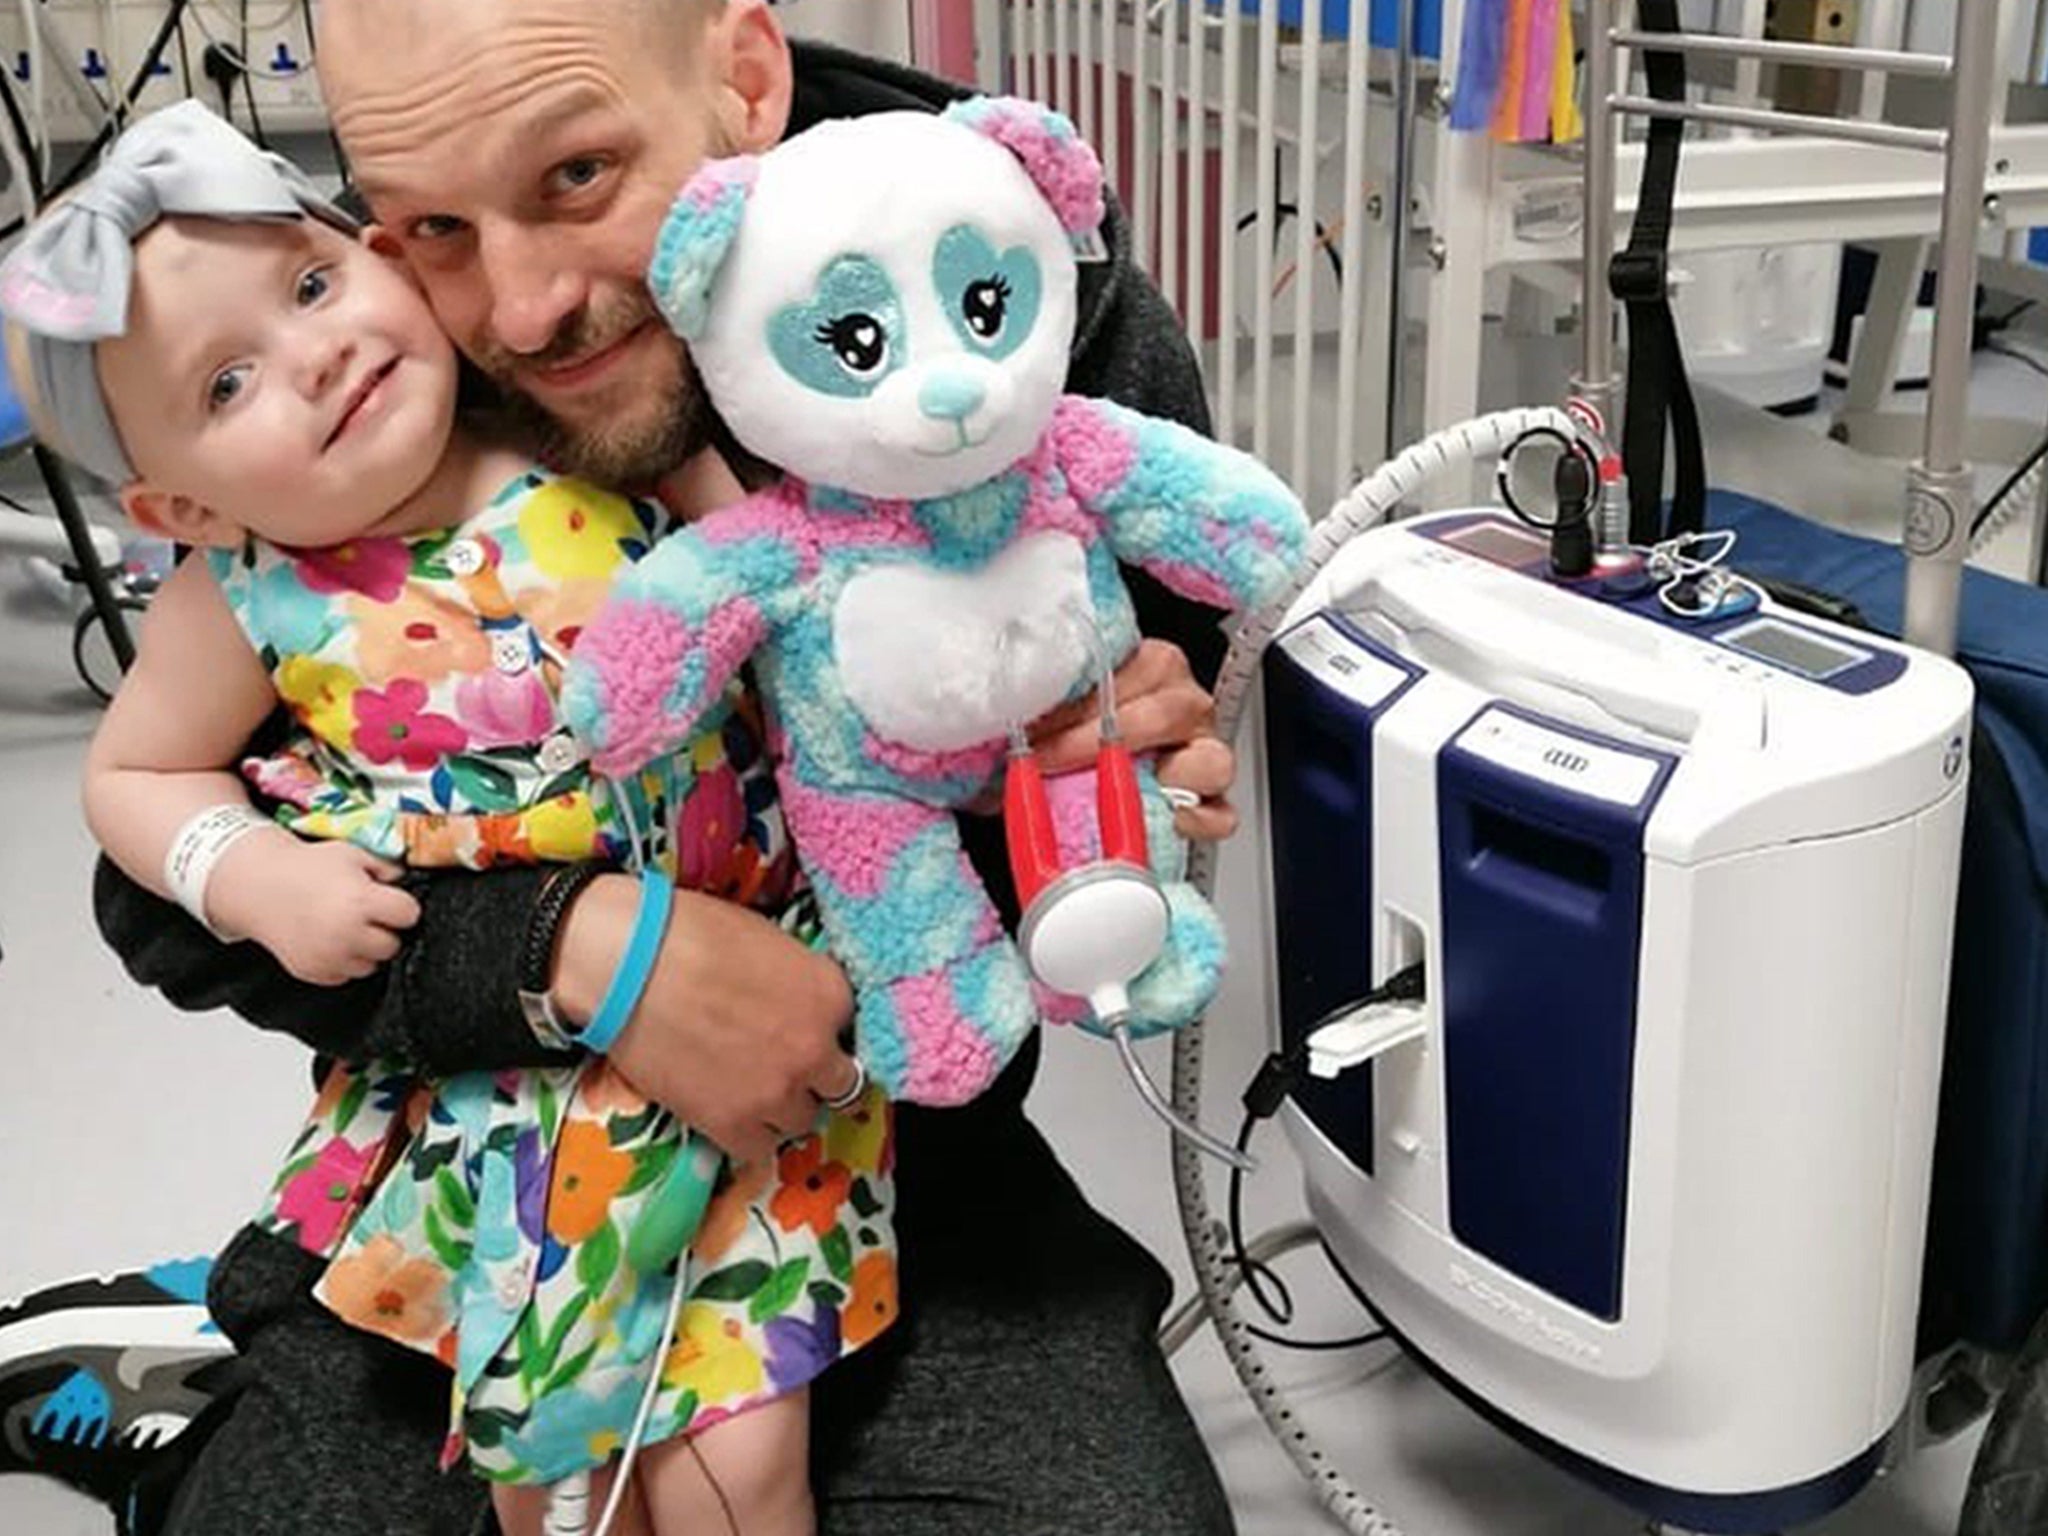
[{"left": 565, "top": 96, "right": 1307, "bottom": 1107}]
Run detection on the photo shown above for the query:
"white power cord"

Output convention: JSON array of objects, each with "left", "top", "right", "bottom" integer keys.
[
  {"left": 1172, "top": 406, "right": 1591, "bottom": 1536},
  {"left": 539, "top": 789, "right": 693, "bottom": 1536},
  {"left": 22, "top": 3, "right": 122, "bottom": 145}
]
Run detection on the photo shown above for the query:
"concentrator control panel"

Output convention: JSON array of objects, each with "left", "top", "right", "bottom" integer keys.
[{"left": 1419, "top": 514, "right": 1904, "bottom": 696}]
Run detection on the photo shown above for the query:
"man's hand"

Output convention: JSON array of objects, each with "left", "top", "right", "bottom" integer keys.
[
  {"left": 210, "top": 836, "right": 422, "bottom": 986},
  {"left": 553, "top": 877, "right": 858, "bottom": 1167},
  {"left": 1028, "top": 638, "right": 1239, "bottom": 841}
]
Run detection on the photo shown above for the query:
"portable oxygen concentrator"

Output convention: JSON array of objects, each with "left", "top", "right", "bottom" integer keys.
[{"left": 1263, "top": 508, "right": 1974, "bottom": 1531}]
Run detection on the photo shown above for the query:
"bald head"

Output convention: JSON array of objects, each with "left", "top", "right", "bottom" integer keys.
[
  {"left": 317, "top": 0, "right": 720, "bottom": 81},
  {"left": 308, "top": 0, "right": 785, "bottom": 485}
]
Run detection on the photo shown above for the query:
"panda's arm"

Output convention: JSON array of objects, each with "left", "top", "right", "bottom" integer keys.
[
  {"left": 562, "top": 495, "right": 809, "bottom": 780},
  {"left": 1049, "top": 394, "right": 1308, "bottom": 617}
]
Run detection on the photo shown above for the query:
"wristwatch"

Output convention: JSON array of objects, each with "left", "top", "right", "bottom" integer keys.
[{"left": 517, "top": 859, "right": 607, "bottom": 1048}]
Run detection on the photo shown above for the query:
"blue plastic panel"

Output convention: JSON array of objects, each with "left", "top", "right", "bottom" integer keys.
[
  {"left": 1263, "top": 614, "right": 1421, "bottom": 1176},
  {"left": 1437, "top": 706, "right": 1673, "bottom": 1321}
]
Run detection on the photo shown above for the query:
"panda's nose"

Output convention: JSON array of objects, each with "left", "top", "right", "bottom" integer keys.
[{"left": 918, "top": 372, "right": 986, "bottom": 423}]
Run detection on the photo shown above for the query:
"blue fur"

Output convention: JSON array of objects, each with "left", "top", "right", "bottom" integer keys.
[
  {"left": 1087, "top": 401, "right": 1307, "bottom": 610},
  {"left": 648, "top": 179, "right": 752, "bottom": 340}
]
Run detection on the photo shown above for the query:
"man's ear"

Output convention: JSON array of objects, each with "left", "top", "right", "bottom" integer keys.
[
  {"left": 120, "top": 483, "right": 240, "bottom": 548},
  {"left": 710, "top": 0, "right": 792, "bottom": 154}
]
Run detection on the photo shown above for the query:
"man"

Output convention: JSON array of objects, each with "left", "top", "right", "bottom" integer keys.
[{"left": 67, "top": 2, "right": 1243, "bottom": 1531}]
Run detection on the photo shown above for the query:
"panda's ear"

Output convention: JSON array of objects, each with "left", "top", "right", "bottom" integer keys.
[
  {"left": 941, "top": 96, "right": 1104, "bottom": 245},
  {"left": 647, "top": 155, "right": 762, "bottom": 339}
]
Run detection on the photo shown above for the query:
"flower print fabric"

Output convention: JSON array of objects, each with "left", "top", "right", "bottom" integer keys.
[
  {"left": 228, "top": 467, "right": 896, "bottom": 1483},
  {"left": 209, "top": 468, "right": 678, "bottom": 870}
]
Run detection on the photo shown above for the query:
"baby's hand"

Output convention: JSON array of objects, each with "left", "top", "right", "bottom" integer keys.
[{"left": 212, "top": 836, "right": 422, "bottom": 986}]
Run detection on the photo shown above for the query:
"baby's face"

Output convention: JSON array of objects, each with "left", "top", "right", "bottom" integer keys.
[{"left": 97, "top": 217, "right": 459, "bottom": 546}]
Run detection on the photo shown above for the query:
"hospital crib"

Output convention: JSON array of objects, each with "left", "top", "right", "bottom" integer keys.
[
  {"left": 956, "top": 0, "right": 2048, "bottom": 517},
  {"left": 938, "top": 1, "right": 2048, "bottom": 1530}
]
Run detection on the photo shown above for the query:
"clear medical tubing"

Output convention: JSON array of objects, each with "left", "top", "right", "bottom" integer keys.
[{"left": 1174, "top": 406, "right": 1586, "bottom": 1535}]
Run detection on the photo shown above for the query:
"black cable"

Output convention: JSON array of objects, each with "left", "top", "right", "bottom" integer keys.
[
  {"left": 237, "top": 0, "right": 267, "bottom": 148},
  {"left": 1496, "top": 425, "right": 1601, "bottom": 533},
  {"left": 240, "top": 67, "right": 266, "bottom": 147},
  {"left": 1988, "top": 337, "right": 2048, "bottom": 383},
  {"left": 0, "top": 0, "right": 193, "bottom": 241},
  {"left": 0, "top": 66, "right": 48, "bottom": 206},
  {"left": 1227, "top": 1110, "right": 1388, "bottom": 1352},
  {"left": 1232, "top": 142, "right": 1347, "bottom": 288},
  {"left": 300, "top": 0, "right": 347, "bottom": 178},
  {"left": 1219, "top": 964, "right": 1426, "bottom": 1354},
  {"left": 1969, "top": 430, "right": 2048, "bottom": 539},
  {"left": 175, "top": 11, "right": 197, "bottom": 104}
]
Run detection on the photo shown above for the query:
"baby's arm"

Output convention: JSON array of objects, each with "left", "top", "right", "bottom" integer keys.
[{"left": 85, "top": 559, "right": 420, "bottom": 986}]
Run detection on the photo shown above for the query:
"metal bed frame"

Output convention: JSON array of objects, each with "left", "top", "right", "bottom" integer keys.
[{"left": 1576, "top": 0, "right": 2004, "bottom": 662}]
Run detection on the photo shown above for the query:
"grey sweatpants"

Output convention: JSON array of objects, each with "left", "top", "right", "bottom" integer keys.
[{"left": 159, "top": 1117, "right": 1234, "bottom": 1536}]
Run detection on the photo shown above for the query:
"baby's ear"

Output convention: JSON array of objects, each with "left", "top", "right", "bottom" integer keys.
[
  {"left": 941, "top": 96, "right": 1105, "bottom": 243},
  {"left": 648, "top": 155, "right": 762, "bottom": 340},
  {"left": 121, "top": 484, "right": 240, "bottom": 549}
]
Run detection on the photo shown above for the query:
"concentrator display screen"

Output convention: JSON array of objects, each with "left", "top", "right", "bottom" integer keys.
[
  {"left": 1441, "top": 523, "right": 1550, "bottom": 567},
  {"left": 1721, "top": 619, "right": 1865, "bottom": 679}
]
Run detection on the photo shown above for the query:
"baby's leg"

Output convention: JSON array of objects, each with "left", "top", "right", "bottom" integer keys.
[
  {"left": 492, "top": 1468, "right": 652, "bottom": 1536},
  {"left": 640, "top": 1387, "right": 814, "bottom": 1536}
]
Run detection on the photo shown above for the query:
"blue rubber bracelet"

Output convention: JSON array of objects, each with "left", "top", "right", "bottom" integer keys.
[{"left": 580, "top": 867, "right": 673, "bottom": 1054}]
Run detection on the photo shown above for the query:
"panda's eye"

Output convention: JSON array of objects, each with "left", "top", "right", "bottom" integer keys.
[
  {"left": 813, "top": 313, "right": 889, "bottom": 375},
  {"left": 962, "top": 275, "right": 1011, "bottom": 341}
]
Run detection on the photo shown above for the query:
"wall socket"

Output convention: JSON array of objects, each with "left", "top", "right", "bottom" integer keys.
[{"left": 0, "top": 0, "right": 328, "bottom": 149}]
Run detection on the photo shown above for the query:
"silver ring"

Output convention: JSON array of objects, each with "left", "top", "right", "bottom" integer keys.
[{"left": 820, "top": 1057, "right": 868, "bottom": 1112}]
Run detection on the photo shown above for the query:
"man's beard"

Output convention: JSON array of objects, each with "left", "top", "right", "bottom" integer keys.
[{"left": 473, "top": 293, "right": 714, "bottom": 487}]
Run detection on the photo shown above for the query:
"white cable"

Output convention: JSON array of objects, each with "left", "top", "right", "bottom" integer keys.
[
  {"left": 1171, "top": 407, "right": 1593, "bottom": 1536},
  {"left": 24, "top": 4, "right": 120, "bottom": 143},
  {"left": 540, "top": 767, "right": 686, "bottom": 1536},
  {"left": 587, "top": 1259, "right": 691, "bottom": 1536}
]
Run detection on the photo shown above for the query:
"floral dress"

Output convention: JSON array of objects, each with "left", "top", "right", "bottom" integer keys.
[{"left": 215, "top": 466, "right": 898, "bottom": 1485}]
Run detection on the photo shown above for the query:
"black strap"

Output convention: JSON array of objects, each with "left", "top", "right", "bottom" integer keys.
[{"left": 1610, "top": 0, "right": 1707, "bottom": 543}]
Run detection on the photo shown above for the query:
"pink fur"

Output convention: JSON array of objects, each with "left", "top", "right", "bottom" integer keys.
[
  {"left": 1141, "top": 557, "right": 1237, "bottom": 611},
  {"left": 892, "top": 972, "right": 1001, "bottom": 1105},
  {"left": 860, "top": 731, "right": 1008, "bottom": 787},
  {"left": 968, "top": 105, "right": 1105, "bottom": 236},
  {"left": 1019, "top": 477, "right": 1098, "bottom": 543},
  {"left": 577, "top": 597, "right": 765, "bottom": 779},
  {"left": 1047, "top": 397, "right": 1137, "bottom": 507},
  {"left": 777, "top": 777, "right": 936, "bottom": 900},
  {"left": 1042, "top": 769, "right": 1103, "bottom": 863},
  {"left": 691, "top": 485, "right": 812, "bottom": 551},
  {"left": 679, "top": 154, "right": 760, "bottom": 210}
]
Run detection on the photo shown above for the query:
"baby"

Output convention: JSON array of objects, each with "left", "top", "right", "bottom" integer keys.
[{"left": 1, "top": 101, "right": 888, "bottom": 1536}]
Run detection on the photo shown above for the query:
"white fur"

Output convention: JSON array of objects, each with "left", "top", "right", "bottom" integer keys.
[
  {"left": 833, "top": 531, "right": 1095, "bottom": 750},
  {"left": 695, "top": 113, "right": 1077, "bottom": 502}
]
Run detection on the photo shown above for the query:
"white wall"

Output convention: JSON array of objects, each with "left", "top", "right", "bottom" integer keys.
[{"left": 775, "top": 0, "right": 913, "bottom": 64}]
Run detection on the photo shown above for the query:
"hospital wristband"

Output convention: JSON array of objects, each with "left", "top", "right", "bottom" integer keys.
[
  {"left": 577, "top": 867, "right": 674, "bottom": 1055},
  {"left": 163, "top": 803, "right": 272, "bottom": 941}
]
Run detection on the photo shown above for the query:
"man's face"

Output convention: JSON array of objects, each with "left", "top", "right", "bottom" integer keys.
[{"left": 316, "top": 0, "right": 791, "bottom": 485}]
